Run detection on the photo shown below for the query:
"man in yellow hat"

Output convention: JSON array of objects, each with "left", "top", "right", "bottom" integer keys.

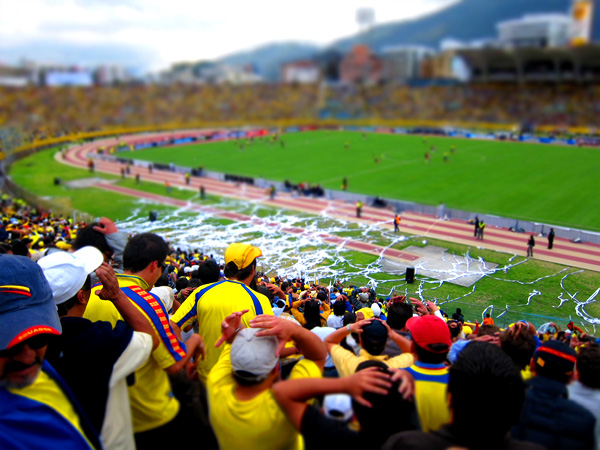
[{"left": 171, "top": 243, "right": 273, "bottom": 383}]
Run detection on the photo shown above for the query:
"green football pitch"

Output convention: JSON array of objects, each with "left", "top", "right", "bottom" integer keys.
[{"left": 117, "top": 130, "right": 599, "bottom": 231}]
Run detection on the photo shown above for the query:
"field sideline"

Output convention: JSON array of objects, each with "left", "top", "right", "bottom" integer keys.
[{"left": 117, "top": 131, "right": 600, "bottom": 231}]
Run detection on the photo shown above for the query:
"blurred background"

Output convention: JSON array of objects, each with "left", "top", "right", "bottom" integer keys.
[{"left": 0, "top": 0, "right": 597, "bottom": 140}]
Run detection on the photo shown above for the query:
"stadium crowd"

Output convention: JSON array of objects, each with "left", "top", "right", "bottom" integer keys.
[
  {"left": 2, "top": 191, "right": 600, "bottom": 450},
  {"left": 1, "top": 83, "right": 599, "bottom": 143}
]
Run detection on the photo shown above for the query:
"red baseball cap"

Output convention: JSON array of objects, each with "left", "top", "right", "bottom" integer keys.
[{"left": 406, "top": 315, "right": 452, "bottom": 352}]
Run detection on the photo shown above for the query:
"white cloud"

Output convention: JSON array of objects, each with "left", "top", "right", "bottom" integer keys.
[{"left": 0, "top": 0, "right": 457, "bottom": 70}]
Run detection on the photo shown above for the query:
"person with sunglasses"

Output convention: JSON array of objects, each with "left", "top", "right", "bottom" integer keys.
[{"left": 0, "top": 254, "right": 102, "bottom": 449}]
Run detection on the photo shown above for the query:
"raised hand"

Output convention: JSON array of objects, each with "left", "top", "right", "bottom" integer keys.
[{"left": 215, "top": 310, "right": 249, "bottom": 348}]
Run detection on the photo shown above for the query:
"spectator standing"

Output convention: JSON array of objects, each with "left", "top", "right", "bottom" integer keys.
[
  {"left": 477, "top": 220, "right": 486, "bottom": 240},
  {"left": 40, "top": 248, "right": 155, "bottom": 450},
  {"left": 404, "top": 315, "right": 452, "bottom": 433},
  {"left": 512, "top": 340, "right": 596, "bottom": 450},
  {"left": 356, "top": 201, "right": 363, "bottom": 218},
  {"left": 83, "top": 233, "right": 204, "bottom": 449},
  {"left": 207, "top": 312, "right": 326, "bottom": 450},
  {"left": 171, "top": 242, "right": 273, "bottom": 383},
  {"left": 325, "top": 319, "right": 413, "bottom": 377},
  {"left": 384, "top": 342, "right": 543, "bottom": 450},
  {"left": 394, "top": 214, "right": 401, "bottom": 233},
  {"left": 547, "top": 228, "right": 555, "bottom": 249},
  {"left": 527, "top": 235, "right": 535, "bottom": 257},
  {"left": 0, "top": 254, "right": 102, "bottom": 450},
  {"left": 568, "top": 344, "right": 600, "bottom": 450}
]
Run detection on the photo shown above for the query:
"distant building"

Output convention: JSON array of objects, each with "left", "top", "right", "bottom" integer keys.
[
  {"left": 419, "top": 50, "right": 460, "bottom": 79},
  {"left": 160, "top": 61, "right": 262, "bottom": 85},
  {"left": 0, "top": 66, "right": 31, "bottom": 87},
  {"left": 95, "top": 65, "right": 131, "bottom": 85},
  {"left": 281, "top": 60, "right": 320, "bottom": 83},
  {"left": 381, "top": 46, "right": 436, "bottom": 82},
  {"left": 339, "top": 45, "right": 383, "bottom": 84},
  {"left": 497, "top": 14, "right": 573, "bottom": 48}
]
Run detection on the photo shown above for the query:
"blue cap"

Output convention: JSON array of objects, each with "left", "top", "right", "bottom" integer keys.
[{"left": 0, "top": 255, "right": 61, "bottom": 349}]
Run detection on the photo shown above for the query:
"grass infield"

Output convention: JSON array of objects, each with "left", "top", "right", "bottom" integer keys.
[
  {"left": 7, "top": 143, "right": 600, "bottom": 328},
  {"left": 117, "top": 130, "right": 600, "bottom": 231}
]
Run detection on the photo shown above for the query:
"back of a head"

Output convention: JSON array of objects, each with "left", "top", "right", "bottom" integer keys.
[
  {"left": 123, "top": 232, "right": 169, "bottom": 273},
  {"left": 449, "top": 341, "right": 525, "bottom": 440},
  {"left": 386, "top": 302, "right": 413, "bottom": 330},
  {"left": 478, "top": 324, "right": 500, "bottom": 337},
  {"left": 353, "top": 361, "right": 417, "bottom": 439},
  {"left": 256, "top": 285, "right": 273, "bottom": 302},
  {"left": 333, "top": 299, "right": 346, "bottom": 316},
  {"left": 175, "top": 277, "right": 189, "bottom": 292},
  {"left": 343, "top": 312, "right": 356, "bottom": 326},
  {"left": 197, "top": 259, "right": 220, "bottom": 285},
  {"left": 501, "top": 324, "right": 536, "bottom": 370},
  {"left": 533, "top": 340, "right": 576, "bottom": 384},
  {"left": 303, "top": 300, "right": 321, "bottom": 330},
  {"left": 360, "top": 320, "right": 388, "bottom": 356},
  {"left": 576, "top": 344, "right": 600, "bottom": 389},
  {"left": 73, "top": 223, "right": 112, "bottom": 254}
]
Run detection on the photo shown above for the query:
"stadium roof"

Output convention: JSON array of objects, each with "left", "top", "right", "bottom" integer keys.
[{"left": 457, "top": 45, "right": 600, "bottom": 82}]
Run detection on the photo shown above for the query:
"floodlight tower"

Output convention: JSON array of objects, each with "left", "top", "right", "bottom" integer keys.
[
  {"left": 570, "top": 0, "right": 594, "bottom": 46},
  {"left": 356, "top": 7, "right": 376, "bottom": 48}
]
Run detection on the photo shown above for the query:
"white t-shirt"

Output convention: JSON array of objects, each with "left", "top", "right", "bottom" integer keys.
[
  {"left": 101, "top": 331, "right": 153, "bottom": 450},
  {"left": 326, "top": 314, "right": 344, "bottom": 329}
]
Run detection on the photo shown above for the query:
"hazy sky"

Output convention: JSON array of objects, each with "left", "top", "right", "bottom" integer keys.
[{"left": 0, "top": 0, "right": 457, "bottom": 71}]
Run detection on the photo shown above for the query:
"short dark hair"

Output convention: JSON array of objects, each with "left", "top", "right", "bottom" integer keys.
[
  {"left": 224, "top": 258, "right": 256, "bottom": 280},
  {"left": 500, "top": 325, "right": 536, "bottom": 370},
  {"left": 386, "top": 302, "right": 412, "bottom": 330},
  {"left": 447, "top": 320, "right": 462, "bottom": 338},
  {"left": 577, "top": 344, "right": 600, "bottom": 389},
  {"left": 353, "top": 361, "right": 417, "bottom": 438},
  {"left": 256, "top": 285, "right": 273, "bottom": 302},
  {"left": 413, "top": 341, "right": 449, "bottom": 364},
  {"left": 197, "top": 259, "right": 220, "bottom": 285},
  {"left": 449, "top": 342, "right": 525, "bottom": 441},
  {"left": 154, "top": 273, "right": 169, "bottom": 287},
  {"left": 175, "top": 277, "right": 189, "bottom": 291},
  {"left": 188, "top": 278, "right": 202, "bottom": 289},
  {"left": 123, "top": 233, "right": 169, "bottom": 273},
  {"left": 56, "top": 275, "right": 92, "bottom": 317},
  {"left": 478, "top": 324, "right": 500, "bottom": 337},
  {"left": 333, "top": 300, "right": 346, "bottom": 316},
  {"left": 303, "top": 300, "right": 321, "bottom": 330},
  {"left": 73, "top": 223, "right": 112, "bottom": 254},
  {"left": 343, "top": 312, "right": 356, "bottom": 326}
]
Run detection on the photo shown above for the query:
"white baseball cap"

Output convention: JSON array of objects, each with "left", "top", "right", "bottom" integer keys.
[
  {"left": 38, "top": 246, "right": 104, "bottom": 305},
  {"left": 230, "top": 328, "right": 279, "bottom": 382}
]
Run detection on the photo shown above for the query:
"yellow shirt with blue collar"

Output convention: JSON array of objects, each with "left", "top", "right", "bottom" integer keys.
[
  {"left": 83, "top": 273, "right": 186, "bottom": 433},
  {"left": 405, "top": 360, "right": 450, "bottom": 433},
  {"left": 1, "top": 360, "right": 99, "bottom": 449},
  {"left": 171, "top": 279, "right": 273, "bottom": 383}
]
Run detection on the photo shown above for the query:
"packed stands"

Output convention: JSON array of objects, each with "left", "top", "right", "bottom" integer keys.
[{"left": 1, "top": 83, "right": 599, "bottom": 143}]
